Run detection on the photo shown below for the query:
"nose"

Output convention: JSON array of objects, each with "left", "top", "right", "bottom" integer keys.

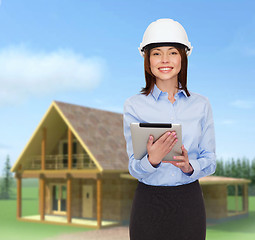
[{"left": 161, "top": 53, "right": 169, "bottom": 63}]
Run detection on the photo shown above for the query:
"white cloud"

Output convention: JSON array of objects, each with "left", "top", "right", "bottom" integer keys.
[
  {"left": 0, "top": 45, "right": 106, "bottom": 106},
  {"left": 231, "top": 100, "right": 255, "bottom": 109}
]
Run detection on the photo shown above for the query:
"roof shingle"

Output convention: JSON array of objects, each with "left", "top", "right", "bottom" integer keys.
[{"left": 55, "top": 101, "right": 129, "bottom": 171}]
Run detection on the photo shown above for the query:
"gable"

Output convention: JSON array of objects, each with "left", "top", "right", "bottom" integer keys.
[
  {"left": 11, "top": 101, "right": 129, "bottom": 173},
  {"left": 11, "top": 103, "right": 101, "bottom": 172}
]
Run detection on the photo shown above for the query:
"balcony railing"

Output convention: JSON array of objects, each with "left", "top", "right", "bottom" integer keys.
[{"left": 25, "top": 153, "right": 97, "bottom": 170}]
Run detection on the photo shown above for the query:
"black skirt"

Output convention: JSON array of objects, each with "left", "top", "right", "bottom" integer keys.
[{"left": 129, "top": 180, "right": 206, "bottom": 240}]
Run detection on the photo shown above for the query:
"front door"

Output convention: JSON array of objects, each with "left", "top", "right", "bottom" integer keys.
[
  {"left": 82, "top": 185, "right": 93, "bottom": 218},
  {"left": 52, "top": 184, "right": 67, "bottom": 214}
]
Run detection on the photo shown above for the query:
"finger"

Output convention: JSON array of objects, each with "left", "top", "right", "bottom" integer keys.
[
  {"left": 158, "top": 131, "right": 172, "bottom": 143},
  {"left": 167, "top": 131, "right": 177, "bottom": 142},
  {"left": 162, "top": 159, "right": 182, "bottom": 163},
  {"left": 166, "top": 132, "right": 177, "bottom": 142},
  {"left": 169, "top": 161, "right": 183, "bottom": 168},
  {"left": 182, "top": 145, "right": 188, "bottom": 158},
  {"left": 166, "top": 137, "right": 178, "bottom": 152},
  {"left": 147, "top": 135, "right": 154, "bottom": 148},
  {"left": 159, "top": 140, "right": 177, "bottom": 159},
  {"left": 163, "top": 132, "right": 177, "bottom": 148},
  {"left": 173, "top": 155, "right": 185, "bottom": 161},
  {"left": 167, "top": 160, "right": 182, "bottom": 164},
  {"left": 176, "top": 162, "right": 186, "bottom": 167}
]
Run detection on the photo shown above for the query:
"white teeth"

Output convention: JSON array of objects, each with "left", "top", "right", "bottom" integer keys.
[{"left": 159, "top": 67, "right": 172, "bottom": 70}]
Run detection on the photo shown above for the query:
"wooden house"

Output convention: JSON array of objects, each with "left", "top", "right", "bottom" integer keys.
[
  {"left": 199, "top": 176, "right": 251, "bottom": 223},
  {"left": 11, "top": 101, "right": 251, "bottom": 228},
  {"left": 11, "top": 101, "right": 137, "bottom": 228}
]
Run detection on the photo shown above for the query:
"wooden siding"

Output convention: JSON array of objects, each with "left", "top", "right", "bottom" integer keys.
[
  {"left": 43, "top": 175, "right": 137, "bottom": 223},
  {"left": 101, "top": 174, "right": 137, "bottom": 222},
  {"left": 71, "top": 179, "right": 82, "bottom": 218},
  {"left": 201, "top": 184, "right": 228, "bottom": 219}
]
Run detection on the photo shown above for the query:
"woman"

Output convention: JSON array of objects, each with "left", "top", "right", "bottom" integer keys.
[{"left": 123, "top": 19, "right": 216, "bottom": 240}]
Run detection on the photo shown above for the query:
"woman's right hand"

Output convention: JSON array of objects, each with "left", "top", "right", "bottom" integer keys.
[{"left": 147, "top": 131, "right": 178, "bottom": 167}]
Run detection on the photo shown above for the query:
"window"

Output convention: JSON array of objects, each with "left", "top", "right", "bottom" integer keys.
[
  {"left": 60, "top": 140, "right": 77, "bottom": 169},
  {"left": 227, "top": 184, "right": 244, "bottom": 216},
  {"left": 52, "top": 184, "right": 67, "bottom": 214}
]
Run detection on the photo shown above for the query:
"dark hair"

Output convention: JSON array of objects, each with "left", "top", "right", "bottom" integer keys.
[{"left": 140, "top": 43, "right": 190, "bottom": 97}]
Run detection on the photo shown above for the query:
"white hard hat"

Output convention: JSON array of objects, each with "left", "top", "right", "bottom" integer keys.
[{"left": 139, "top": 18, "right": 193, "bottom": 57}]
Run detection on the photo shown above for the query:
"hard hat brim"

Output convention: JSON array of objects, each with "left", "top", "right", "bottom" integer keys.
[
  {"left": 139, "top": 42, "right": 192, "bottom": 57},
  {"left": 142, "top": 42, "right": 189, "bottom": 52}
]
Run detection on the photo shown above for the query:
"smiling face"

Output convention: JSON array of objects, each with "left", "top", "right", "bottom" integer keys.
[{"left": 149, "top": 46, "right": 182, "bottom": 84}]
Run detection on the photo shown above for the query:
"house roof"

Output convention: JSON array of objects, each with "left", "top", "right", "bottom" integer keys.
[
  {"left": 199, "top": 175, "right": 251, "bottom": 185},
  {"left": 11, "top": 101, "right": 129, "bottom": 172}
]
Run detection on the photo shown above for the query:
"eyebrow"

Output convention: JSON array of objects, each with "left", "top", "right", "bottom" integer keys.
[{"left": 152, "top": 47, "right": 176, "bottom": 51}]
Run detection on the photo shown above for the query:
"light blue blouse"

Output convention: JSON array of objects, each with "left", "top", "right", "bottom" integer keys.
[{"left": 123, "top": 84, "right": 216, "bottom": 186}]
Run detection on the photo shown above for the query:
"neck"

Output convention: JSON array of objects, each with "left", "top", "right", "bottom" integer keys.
[{"left": 156, "top": 78, "right": 178, "bottom": 98}]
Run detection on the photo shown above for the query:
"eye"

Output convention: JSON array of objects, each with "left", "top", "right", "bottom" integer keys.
[
  {"left": 170, "top": 51, "right": 178, "bottom": 55},
  {"left": 152, "top": 52, "right": 160, "bottom": 56}
]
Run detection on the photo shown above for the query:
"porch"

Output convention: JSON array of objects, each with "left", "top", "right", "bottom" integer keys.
[
  {"left": 16, "top": 176, "right": 105, "bottom": 228},
  {"left": 21, "top": 215, "right": 119, "bottom": 228}
]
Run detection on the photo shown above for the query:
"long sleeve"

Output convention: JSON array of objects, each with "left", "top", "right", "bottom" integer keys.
[
  {"left": 188, "top": 100, "right": 216, "bottom": 180},
  {"left": 123, "top": 98, "right": 158, "bottom": 181}
]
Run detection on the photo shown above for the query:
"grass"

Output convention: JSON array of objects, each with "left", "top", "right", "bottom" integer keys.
[
  {"left": 0, "top": 199, "right": 92, "bottom": 240},
  {"left": 1, "top": 181, "right": 255, "bottom": 240},
  {"left": 206, "top": 196, "right": 255, "bottom": 240},
  {"left": 227, "top": 196, "right": 244, "bottom": 211},
  {"left": 21, "top": 187, "right": 40, "bottom": 216},
  {"left": 206, "top": 212, "right": 255, "bottom": 239},
  {"left": 0, "top": 180, "right": 92, "bottom": 240}
]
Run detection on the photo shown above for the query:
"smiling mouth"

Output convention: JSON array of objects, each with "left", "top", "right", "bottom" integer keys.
[{"left": 158, "top": 67, "right": 173, "bottom": 72}]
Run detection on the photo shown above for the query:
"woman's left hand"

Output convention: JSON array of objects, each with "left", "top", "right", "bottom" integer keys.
[{"left": 169, "top": 145, "right": 193, "bottom": 174}]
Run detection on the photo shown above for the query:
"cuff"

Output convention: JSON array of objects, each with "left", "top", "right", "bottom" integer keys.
[
  {"left": 140, "top": 155, "right": 158, "bottom": 173},
  {"left": 188, "top": 159, "right": 201, "bottom": 179}
]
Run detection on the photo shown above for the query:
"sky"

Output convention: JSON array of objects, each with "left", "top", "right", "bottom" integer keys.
[{"left": 0, "top": 0, "right": 255, "bottom": 172}]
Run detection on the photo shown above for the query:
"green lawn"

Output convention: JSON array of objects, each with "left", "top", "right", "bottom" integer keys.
[
  {"left": 207, "top": 212, "right": 255, "bottom": 240},
  {"left": 227, "top": 196, "right": 244, "bottom": 211},
  {"left": 0, "top": 182, "right": 92, "bottom": 240},
  {"left": 1, "top": 183, "right": 255, "bottom": 240},
  {"left": 207, "top": 196, "right": 255, "bottom": 240},
  {"left": 0, "top": 199, "right": 92, "bottom": 240}
]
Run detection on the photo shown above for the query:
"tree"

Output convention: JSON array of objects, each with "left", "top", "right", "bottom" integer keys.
[
  {"left": 213, "top": 157, "right": 255, "bottom": 192},
  {"left": 224, "top": 160, "right": 231, "bottom": 177},
  {"left": 236, "top": 158, "right": 242, "bottom": 178},
  {"left": 230, "top": 158, "right": 237, "bottom": 177},
  {"left": 214, "top": 158, "right": 224, "bottom": 176},
  {"left": 251, "top": 158, "right": 255, "bottom": 185},
  {"left": 0, "top": 155, "right": 13, "bottom": 199},
  {"left": 241, "top": 157, "right": 250, "bottom": 179}
]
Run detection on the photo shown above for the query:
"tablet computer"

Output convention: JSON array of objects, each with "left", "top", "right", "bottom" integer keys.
[{"left": 130, "top": 123, "right": 182, "bottom": 161}]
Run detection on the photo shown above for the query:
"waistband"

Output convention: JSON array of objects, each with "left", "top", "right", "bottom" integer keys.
[{"left": 137, "top": 180, "right": 199, "bottom": 193}]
